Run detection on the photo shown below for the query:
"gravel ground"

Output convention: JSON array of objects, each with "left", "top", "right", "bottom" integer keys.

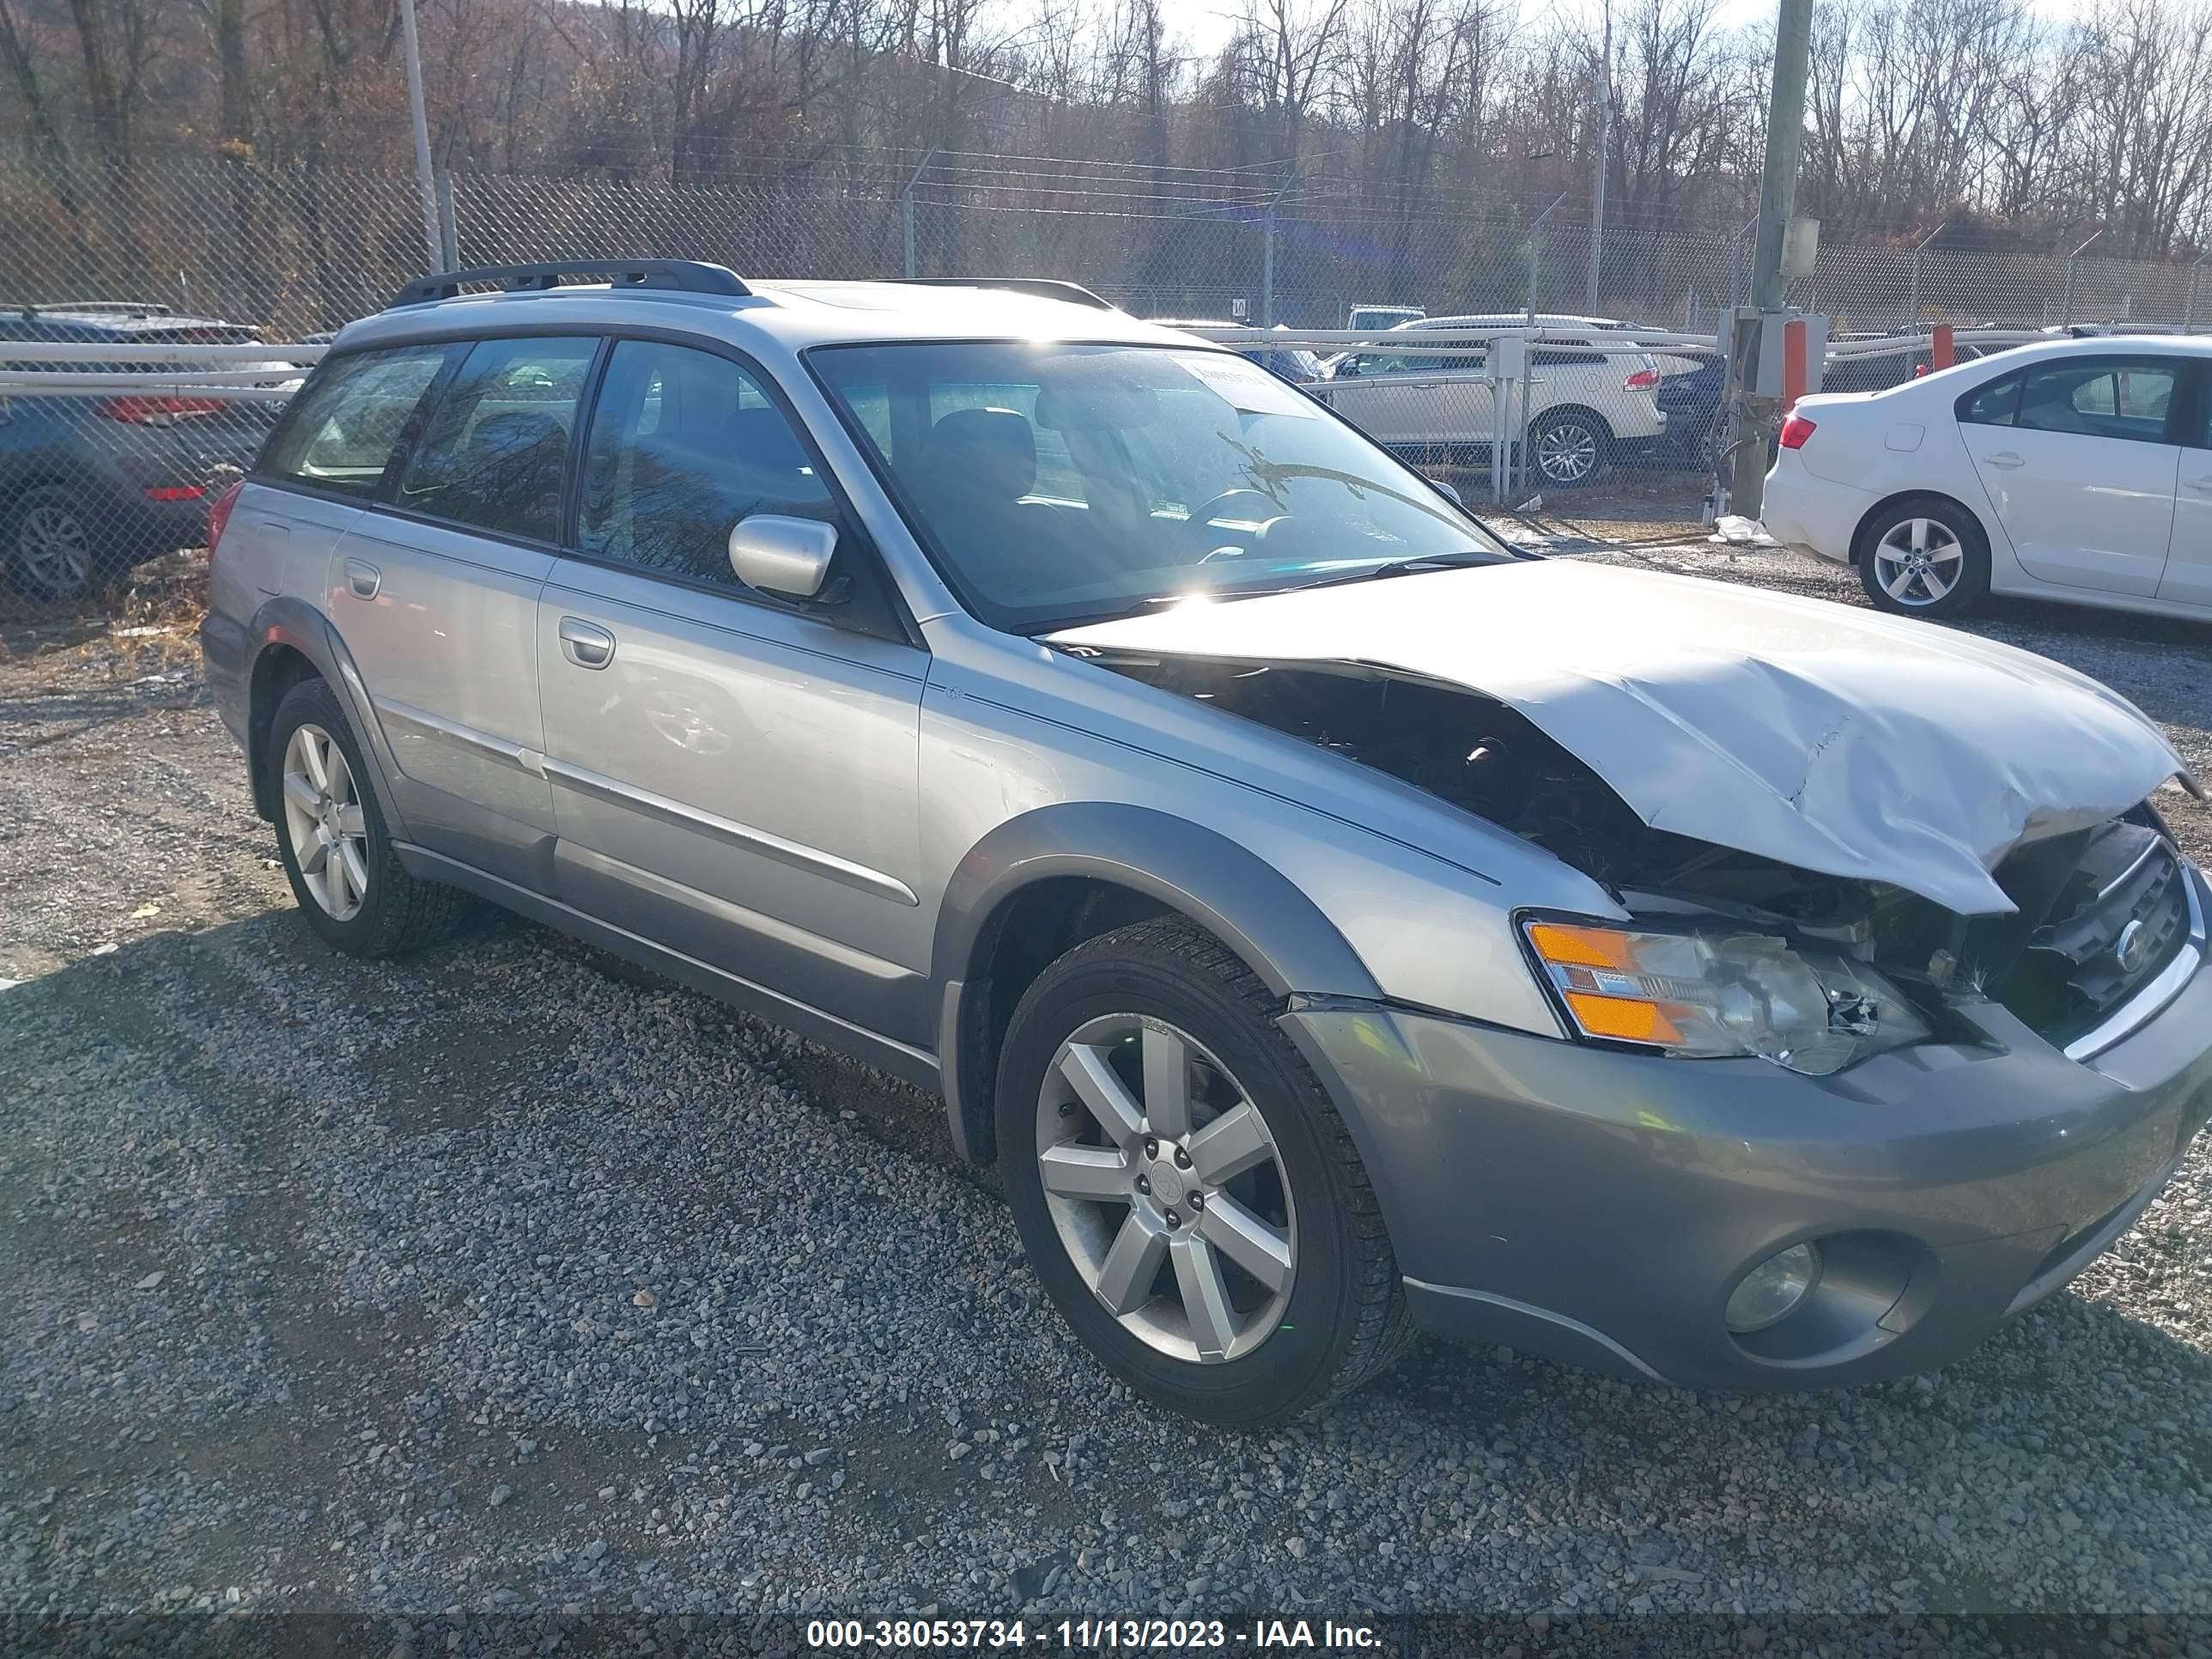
[{"left": 4, "top": 546, "right": 2212, "bottom": 1638}]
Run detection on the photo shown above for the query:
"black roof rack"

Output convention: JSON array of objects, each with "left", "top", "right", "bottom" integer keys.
[
  {"left": 389, "top": 260, "right": 751, "bottom": 309},
  {"left": 892, "top": 277, "right": 1118, "bottom": 312}
]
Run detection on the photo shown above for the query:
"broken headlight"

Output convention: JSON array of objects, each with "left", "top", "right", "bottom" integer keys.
[{"left": 1522, "top": 918, "right": 1929, "bottom": 1075}]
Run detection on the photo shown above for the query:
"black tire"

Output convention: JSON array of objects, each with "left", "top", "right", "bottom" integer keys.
[
  {"left": 266, "top": 676, "right": 468, "bottom": 957},
  {"left": 3, "top": 483, "right": 113, "bottom": 601},
  {"left": 1528, "top": 407, "right": 1613, "bottom": 489},
  {"left": 997, "top": 917, "right": 1409, "bottom": 1425},
  {"left": 1855, "top": 494, "right": 1991, "bottom": 620}
]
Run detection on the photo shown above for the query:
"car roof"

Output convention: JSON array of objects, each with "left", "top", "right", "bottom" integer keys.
[
  {"left": 1893, "top": 333, "right": 2212, "bottom": 382},
  {"left": 0, "top": 302, "right": 252, "bottom": 337},
  {"left": 1410, "top": 313, "right": 1629, "bottom": 331},
  {"left": 334, "top": 278, "right": 1218, "bottom": 356}
]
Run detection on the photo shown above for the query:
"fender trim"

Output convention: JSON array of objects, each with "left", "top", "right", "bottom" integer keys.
[
  {"left": 930, "top": 802, "right": 1382, "bottom": 1164},
  {"left": 243, "top": 598, "right": 410, "bottom": 839}
]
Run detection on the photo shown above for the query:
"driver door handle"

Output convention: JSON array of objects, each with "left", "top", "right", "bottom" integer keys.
[
  {"left": 1982, "top": 451, "right": 2024, "bottom": 470},
  {"left": 558, "top": 616, "right": 616, "bottom": 669},
  {"left": 2186, "top": 476, "right": 2212, "bottom": 492}
]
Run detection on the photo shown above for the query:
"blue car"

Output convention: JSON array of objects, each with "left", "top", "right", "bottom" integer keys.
[{"left": 1, "top": 302, "right": 293, "bottom": 599}]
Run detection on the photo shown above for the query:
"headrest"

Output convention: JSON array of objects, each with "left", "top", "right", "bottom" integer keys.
[
  {"left": 927, "top": 407, "right": 1036, "bottom": 501},
  {"left": 471, "top": 409, "right": 565, "bottom": 456}
]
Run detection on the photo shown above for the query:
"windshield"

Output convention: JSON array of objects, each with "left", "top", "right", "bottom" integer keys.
[{"left": 809, "top": 340, "right": 1507, "bottom": 631}]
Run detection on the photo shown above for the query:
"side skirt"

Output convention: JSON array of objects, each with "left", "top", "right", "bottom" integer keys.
[{"left": 393, "top": 842, "right": 943, "bottom": 1092}]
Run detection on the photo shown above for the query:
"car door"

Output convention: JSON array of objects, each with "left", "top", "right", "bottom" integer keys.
[
  {"left": 329, "top": 334, "right": 600, "bottom": 879},
  {"left": 534, "top": 336, "right": 933, "bottom": 1051},
  {"left": 1318, "top": 346, "right": 1492, "bottom": 447},
  {"left": 2158, "top": 367, "right": 2212, "bottom": 610},
  {"left": 1955, "top": 354, "right": 2181, "bottom": 597}
]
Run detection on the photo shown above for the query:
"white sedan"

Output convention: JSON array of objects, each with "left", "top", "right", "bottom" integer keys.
[{"left": 1762, "top": 335, "right": 2212, "bottom": 623}]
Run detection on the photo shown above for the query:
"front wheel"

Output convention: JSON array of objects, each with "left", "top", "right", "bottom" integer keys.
[{"left": 997, "top": 917, "right": 1407, "bottom": 1425}]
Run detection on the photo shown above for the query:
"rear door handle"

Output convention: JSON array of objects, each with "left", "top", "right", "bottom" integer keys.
[
  {"left": 1982, "top": 451, "right": 2024, "bottom": 470},
  {"left": 342, "top": 556, "right": 380, "bottom": 599},
  {"left": 558, "top": 616, "right": 617, "bottom": 669}
]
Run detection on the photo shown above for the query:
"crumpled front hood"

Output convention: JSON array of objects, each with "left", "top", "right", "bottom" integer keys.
[{"left": 1050, "top": 559, "right": 2198, "bottom": 915}]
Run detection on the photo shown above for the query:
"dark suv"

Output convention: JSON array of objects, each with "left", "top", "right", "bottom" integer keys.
[{"left": 1, "top": 302, "right": 295, "bottom": 598}]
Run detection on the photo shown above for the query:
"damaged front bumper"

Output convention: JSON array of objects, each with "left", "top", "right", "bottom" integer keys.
[{"left": 1280, "top": 864, "right": 2212, "bottom": 1391}]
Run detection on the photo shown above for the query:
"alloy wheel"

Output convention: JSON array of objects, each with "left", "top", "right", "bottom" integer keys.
[
  {"left": 1871, "top": 517, "right": 1963, "bottom": 607},
  {"left": 1535, "top": 419, "right": 1599, "bottom": 485},
  {"left": 1035, "top": 1014, "right": 1296, "bottom": 1364},
  {"left": 282, "top": 723, "right": 370, "bottom": 921},
  {"left": 15, "top": 502, "right": 93, "bottom": 596}
]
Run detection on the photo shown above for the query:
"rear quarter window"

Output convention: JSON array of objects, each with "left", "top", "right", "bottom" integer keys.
[
  {"left": 1956, "top": 372, "right": 2021, "bottom": 427},
  {"left": 258, "top": 343, "right": 456, "bottom": 497}
]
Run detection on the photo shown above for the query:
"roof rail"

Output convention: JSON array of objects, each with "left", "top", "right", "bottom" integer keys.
[
  {"left": 892, "top": 277, "right": 1118, "bottom": 312},
  {"left": 388, "top": 260, "right": 751, "bottom": 308},
  {"left": 15, "top": 301, "right": 175, "bottom": 317}
]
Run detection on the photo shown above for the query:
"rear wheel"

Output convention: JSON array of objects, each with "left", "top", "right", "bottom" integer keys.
[
  {"left": 1528, "top": 409, "right": 1612, "bottom": 489},
  {"left": 4, "top": 485, "right": 106, "bottom": 600},
  {"left": 1856, "top": 495, "right": 1990, "bottom": 619},
  {"left": 997, "top": 917, "right": 1408, "bottom": 1425},
  {"left": 267, "top": 677, "right": 469, "bottom": 956}
]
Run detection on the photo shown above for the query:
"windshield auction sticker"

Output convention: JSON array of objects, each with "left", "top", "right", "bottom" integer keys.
[{"left": 1169, "top": 351, "right": 1319, "bottom": 418}]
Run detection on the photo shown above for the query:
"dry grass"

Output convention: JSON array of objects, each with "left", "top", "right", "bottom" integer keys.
[{"left": 0, "top": 550, "right": 210, "bottom": 688}]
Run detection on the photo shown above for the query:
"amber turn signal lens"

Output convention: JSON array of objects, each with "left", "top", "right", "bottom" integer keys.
[{"left": 1563, "top": 992, "right": 1685, "bottom": 1045}]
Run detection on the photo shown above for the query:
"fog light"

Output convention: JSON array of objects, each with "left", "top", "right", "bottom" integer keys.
[{"left": 1725, "top": 1243, "right": 1822, "bottom": 1333}]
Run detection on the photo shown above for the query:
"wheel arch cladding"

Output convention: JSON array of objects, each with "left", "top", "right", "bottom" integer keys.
[
  {"left": 930, "top": 803, "right": 1383, "bottom": 1167},
  {"left": 245, "top": 599, "right": 403, "bottom": 833}
]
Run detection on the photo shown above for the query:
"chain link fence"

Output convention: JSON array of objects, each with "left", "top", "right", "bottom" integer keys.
[{"left": 11, "top": 147, "right": 2212, "bottom": 606}]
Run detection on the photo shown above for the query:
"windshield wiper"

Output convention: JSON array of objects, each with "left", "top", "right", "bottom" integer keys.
[{"left": 1270, "top": 552, "right": 1498, "bottom": 594}]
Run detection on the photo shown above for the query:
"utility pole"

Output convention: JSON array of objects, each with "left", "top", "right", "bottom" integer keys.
[
  {"left": 1588, "top": 0, "right": 1611, "bottom": 313},
  {"left": 398, "top": 0, "right": 443, "bottom": 276},
  {"left": 1723, "top": 0, "right": 1814, "bottom": 520}
]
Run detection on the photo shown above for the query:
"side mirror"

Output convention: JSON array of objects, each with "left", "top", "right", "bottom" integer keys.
[
  {"left": 728, "top": 514, "right": 837, "bottom": 600},
  {"left": 1337, "top": 356, "right": 1362, "bottom": 378},
  {"left": 1429, "top": 477, "right": 1463, "bottom": 507}
]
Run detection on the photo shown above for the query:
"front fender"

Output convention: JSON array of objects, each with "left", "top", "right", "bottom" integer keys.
[
  {"left": 243, "top": 596, "right": 410, "bottom": 838},
  {"left": 931, "top": 801, "right": 1383, "bottom": 1164}
]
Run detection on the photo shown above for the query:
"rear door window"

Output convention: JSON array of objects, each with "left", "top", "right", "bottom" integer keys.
[
  {"left": 2010, "top": 357, "right": 2179, "bottom": 444},
  {"left": 258, "top": 343, "right": 456, "bottom": 497},
  {"left": 394, "top": 337, "right": 599, "bottom": 541}
]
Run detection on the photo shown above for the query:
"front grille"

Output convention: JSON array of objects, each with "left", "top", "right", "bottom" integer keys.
[{"left": 1990, "top": 823, "right": 2191, "bottom": 1045}]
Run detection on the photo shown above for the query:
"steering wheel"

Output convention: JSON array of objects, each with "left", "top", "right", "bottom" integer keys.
[{"left": 1193, "top": 487, "right": 1285, "bottom": 530}]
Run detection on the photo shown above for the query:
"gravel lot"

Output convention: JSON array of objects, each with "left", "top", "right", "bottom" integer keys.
[{"left": 4, "top": 543, "right": 2212, "bottom": 1636}]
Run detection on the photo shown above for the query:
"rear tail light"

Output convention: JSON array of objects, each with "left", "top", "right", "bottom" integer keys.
[
  {"left": 96, "top": 394, "right": 228, "bottom": 424},
  {"left": 1624, "top": 367, "right": 1660, "bottom": 391},
  {"left": 1912, "top": 363, "right": 1929, "bottom": 378},
  {"left": 143, "top": 483, "right": 209, "bottom": 503},
  {"left": 205, "top": 478, "right": 244, "bottom": 556},
  {"left": 1779, "top": 414, "right": 1817, "bottom": 449}
]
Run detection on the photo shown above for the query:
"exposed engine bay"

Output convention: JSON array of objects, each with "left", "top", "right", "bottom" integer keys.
[{"left": 1086, "top": 651, "right": 2188, "bottom": 1042}]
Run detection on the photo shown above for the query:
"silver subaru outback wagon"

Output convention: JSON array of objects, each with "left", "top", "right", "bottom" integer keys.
[{"left": 203, "top": 260, "right": 2212, "bottom": 1425}]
